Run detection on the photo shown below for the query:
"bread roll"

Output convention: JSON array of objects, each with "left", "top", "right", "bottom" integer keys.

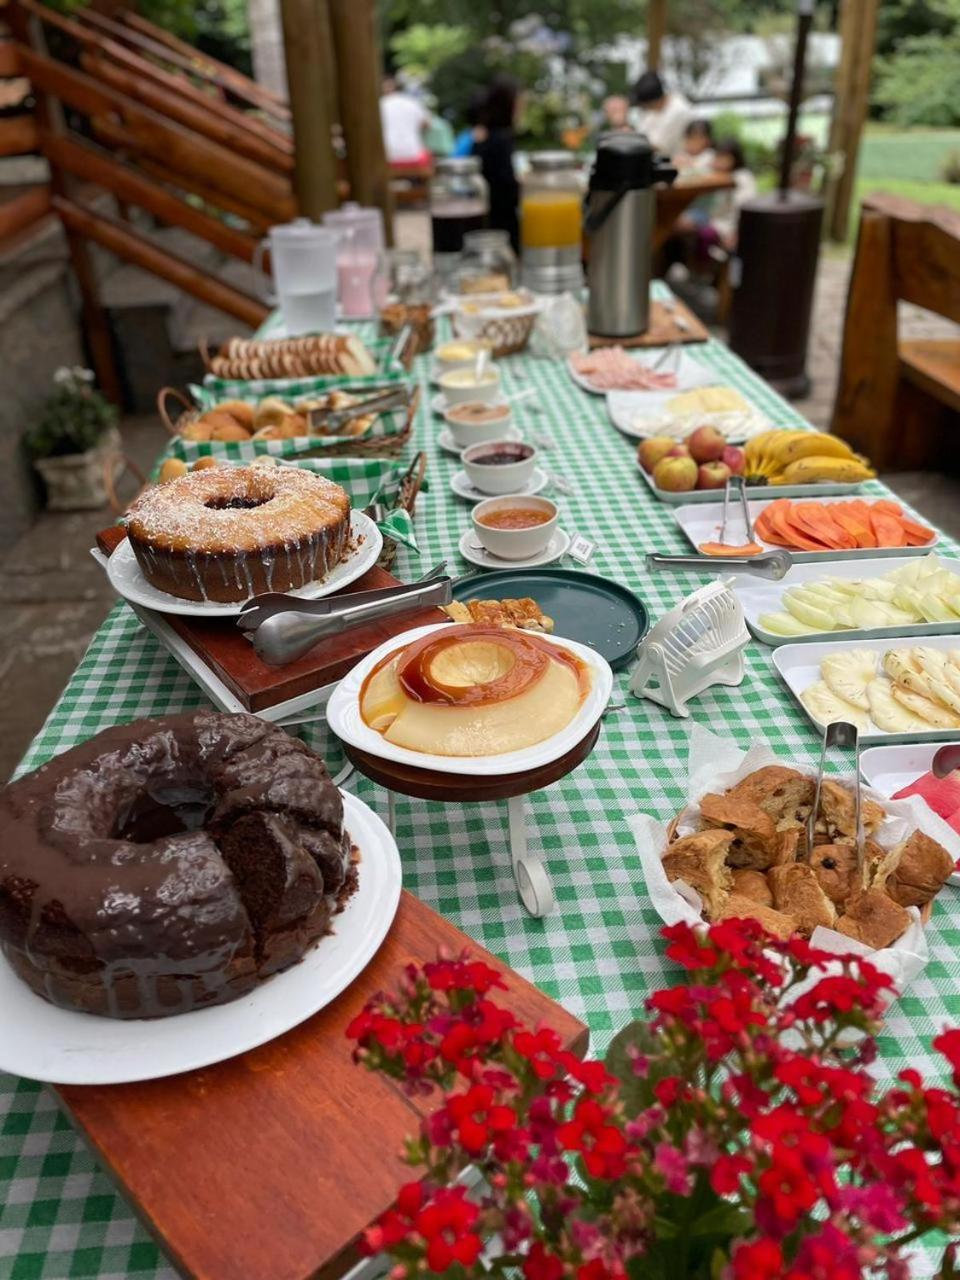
[
  {"left": 835, "top": 889, "right": 911, "bottom": 950},
  {"left": 662, "top": 830, "right": 735, "bottom": 919},
  {"left": 768, "top": 864, "right": 836, "bottom": 933}
]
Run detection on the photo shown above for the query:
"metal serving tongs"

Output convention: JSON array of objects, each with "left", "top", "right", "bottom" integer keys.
[
  {"left": 306, "top": 383, "right": 411, "bottom": 436},
  {"left": 645, "top": 549, "right": 792, "bottom": 580},
  {"left": 237, "top": 561, "right": 452, "bottom": 666},
  {"left": 807, "top": 719, "right": 863, "bottom": 875}
]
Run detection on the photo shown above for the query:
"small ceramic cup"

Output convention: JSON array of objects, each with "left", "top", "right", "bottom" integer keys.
[
  {"left": 472, "top": 495, "right": 558, "bottom": 561},
  {"left": 434, "top": 339, "right": 493, "bottom": 377},
  {"left": 438, "top": 364, "right": 502, "bottom": 407},
  {"left": 461, "top": 439, "right": 537, "bottom": 496},
  {"left": 443, "top": 400, "right": 513, "bottom": 450}
]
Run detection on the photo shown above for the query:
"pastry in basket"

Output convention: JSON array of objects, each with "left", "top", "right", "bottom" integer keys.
[
  {"left": 661, "top": 765, "right": 954, "bottom": 946},
  {"left": 359, "top": 624, "right": 591, "bottom": 756},
  {"left": 125, "top": 464, "right": 351, "bottom": 603},
  {"left": 443, "top": 597, "right": 554, "bottom": 633}
]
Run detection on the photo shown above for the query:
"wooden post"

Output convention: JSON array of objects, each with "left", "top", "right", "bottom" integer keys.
[
  {"left": 647, "top": 0, "right": 668, "bottom": 73},
  {"left": 328, "top": 0, "right": 393, "bottom": 243},
  {"left": 278, "top": 0, "right": 339, "bottom": 219},
  {"left": 826, "top": 0, "right": 879, "bottom": 243}
]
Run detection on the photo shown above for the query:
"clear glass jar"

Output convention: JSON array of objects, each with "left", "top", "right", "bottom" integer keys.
[
  {"left": 457, "top": 229, "right": 517, "bottom": 293},
  {"left": 429, "top": 158, "right": 489, "bottom": 276},
  {"left": 520, "top": 151, "right": 585, "bottom": 293},
  {"left": 521, "top": 151, "right": 584, "bottom": 251},
  {"left": 387, "top": 248, "right": 434, "bottom": 303}
]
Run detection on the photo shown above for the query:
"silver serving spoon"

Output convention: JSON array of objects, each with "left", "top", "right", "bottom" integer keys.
[{"left": 645, "top": 550, "right": 792, "bottom": 580}]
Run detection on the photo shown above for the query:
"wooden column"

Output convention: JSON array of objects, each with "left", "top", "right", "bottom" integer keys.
[
  {"left": 826, "top": 0, "right": 879, "bottom": 243},
  {"left": 278, "top": 0, "right": 338, "bottom": 219},
  {"left": 328, "top": 0, "right": 393, "bottom": 243},
  {"left": 647, "top": 0, "right": 668, "bottom": 72}
]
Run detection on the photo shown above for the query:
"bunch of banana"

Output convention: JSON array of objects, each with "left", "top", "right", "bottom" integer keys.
[{"left": 743, "top": 430, "right": 875, "bottom": 486}]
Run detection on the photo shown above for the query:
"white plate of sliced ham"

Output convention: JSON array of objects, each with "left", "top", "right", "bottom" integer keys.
[{"left": 567, "top": 346, "right": 711, "bottom": 395}]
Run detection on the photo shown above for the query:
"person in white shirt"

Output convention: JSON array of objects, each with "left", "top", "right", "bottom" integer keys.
[
  {"left": 379, "top": 75, "right": 430, "bottom": 166},
  {"left": 708, "top": 138, "right": 758, "bottom": 248},
  {"left": 629, "top": 71, "right": 693, "bottom": 157},
  {"left": 672, "top": 118, "right": 715, "bottom": 176}
]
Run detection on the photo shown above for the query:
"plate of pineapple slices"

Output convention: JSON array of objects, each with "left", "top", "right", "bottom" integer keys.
[
  {"left": 732, "top": 553, "right": 960, "bottom": 645},
  {"left": 774, "top": 635, "right": 960, "bottom": 743}
]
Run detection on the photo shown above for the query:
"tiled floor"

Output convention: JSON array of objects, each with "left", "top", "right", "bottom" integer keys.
[{"left": 3, "top": 250, "right": 959, "bottom": 780}]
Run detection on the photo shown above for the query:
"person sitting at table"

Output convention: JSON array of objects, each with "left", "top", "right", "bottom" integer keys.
[
  {"left": 662, "top": 138, "right": 757, "bottom": 289},
  {"left": 379, "top": 73, "right": 431, "bottom": 167},
  {"left": 707, "top": 138, "right": 758, "bottom": 251},
  {"left": 629, "top": 70, "right": 692, "bottom": 156},
  {"left": 673, "top": 118, "right": 715, "bottom": 175}
]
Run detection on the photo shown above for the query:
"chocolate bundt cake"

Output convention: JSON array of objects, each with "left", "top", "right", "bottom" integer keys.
[
  {"left": 124, "top": 464, "right": 352, "bottom": 603},
  {"left": 0, "top": 712, "right": 356, "bottom": 1019}
]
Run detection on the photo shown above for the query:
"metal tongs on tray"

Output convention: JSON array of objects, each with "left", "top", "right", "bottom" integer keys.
[
  {"left": 237, "top": 561, "right": 452, "bottom": 666},
  {"left": 646, "top": 476, "right": 793, "bottom": 581},
  {"left": 305, "top": 383, "right": 411, "bottom": 436},
  {"left": 807, "top": 719, "right": 864, "bottom": 876}
]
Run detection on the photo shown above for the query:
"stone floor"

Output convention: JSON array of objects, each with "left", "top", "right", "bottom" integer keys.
[{"left": 3, "top": 248, "right": 960, "bottom": 779}]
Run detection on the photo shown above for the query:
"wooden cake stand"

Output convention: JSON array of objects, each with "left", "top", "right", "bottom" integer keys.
[{"left": 343, "top": 719, "right": 603, "bottom": 919}]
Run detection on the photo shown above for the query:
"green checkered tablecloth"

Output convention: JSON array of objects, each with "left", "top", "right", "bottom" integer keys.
[{"left": 3, "top": 294, "right": 959, "bottom": 1280}]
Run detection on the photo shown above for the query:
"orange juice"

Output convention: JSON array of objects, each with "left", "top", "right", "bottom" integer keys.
[{"left": 521, "top": 192, "right": 582, "bottom": 250}]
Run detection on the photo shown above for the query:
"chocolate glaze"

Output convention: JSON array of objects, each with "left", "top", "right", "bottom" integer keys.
[{"left": 0, "top": 712, "right": 356, "bottom": 1019}]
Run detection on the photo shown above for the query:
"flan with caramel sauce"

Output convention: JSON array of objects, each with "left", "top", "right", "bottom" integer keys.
[{"left": 359, "top": 624, "right": 590, "bottom": 756}]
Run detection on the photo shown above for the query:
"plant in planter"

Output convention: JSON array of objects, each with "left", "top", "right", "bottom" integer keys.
[
  {"left": 24, "top": 367, "right": 120, "bottom": 511},
  {"left": 349, "top": 921, "right": 960, "bottom": 1279}
]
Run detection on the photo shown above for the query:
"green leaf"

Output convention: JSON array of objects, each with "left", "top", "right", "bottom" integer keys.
[
  {"left": 688, "top": 1202, "right": 752, "bottom": 1240},
  {"left": 604, "top": 1021, "right": 672, "bottom": 1118}
]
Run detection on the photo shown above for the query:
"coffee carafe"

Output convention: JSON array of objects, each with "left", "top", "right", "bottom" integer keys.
[{"left": 584, "top": 134, "right": 676, "bottom": 337}]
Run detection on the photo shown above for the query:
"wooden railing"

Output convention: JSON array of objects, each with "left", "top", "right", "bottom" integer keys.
[
  {"left": 7, "top": 0, "right": 293, "bottom": 400},
  {"left": 0, "top": 19, "right": 52, "bottom": 245}
]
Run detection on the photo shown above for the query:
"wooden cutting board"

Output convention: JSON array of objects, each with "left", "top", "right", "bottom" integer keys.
[
  {"left": 97, "top": 527, "right": 448, "bottom": 711},
  {"left": 588, "top": 298, "right": 709, "bottom": 347},
  {"left": 57, "top": 891, "right": 588, "bottom": 1280}
]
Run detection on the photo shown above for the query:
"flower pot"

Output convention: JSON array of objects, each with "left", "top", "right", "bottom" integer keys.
[{"left": 33, "top": 429, "right": 122, "bottom": 512}]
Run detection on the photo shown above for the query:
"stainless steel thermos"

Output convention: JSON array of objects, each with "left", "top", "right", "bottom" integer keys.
[{"left": 585, "top": 134, "right": 676, "bottom": 338}]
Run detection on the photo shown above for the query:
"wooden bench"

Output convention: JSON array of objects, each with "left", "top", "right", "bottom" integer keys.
[{"left": 831, "top": 193, "right": 960, "bottom": 471}]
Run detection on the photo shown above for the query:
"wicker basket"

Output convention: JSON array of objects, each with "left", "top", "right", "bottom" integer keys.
[
  {"left": 450, "top": 295, "right": 539, "bottom": 358},
  {"left": 157, "top": 386, "right": 417, "bottom": 460}
]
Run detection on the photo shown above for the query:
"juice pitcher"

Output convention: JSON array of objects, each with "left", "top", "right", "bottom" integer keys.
[{"left": 323, "top": 203, "right": 387, "bottom": 320}]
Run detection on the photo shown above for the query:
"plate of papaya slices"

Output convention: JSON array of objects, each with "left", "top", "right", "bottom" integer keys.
[{"left": 674, "top": 496, "right": 938, "bottom": 565}]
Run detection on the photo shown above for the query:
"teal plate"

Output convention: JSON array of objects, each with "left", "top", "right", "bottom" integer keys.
[{"left": 451, "top": 569, "right": 648, "bottom": 670}]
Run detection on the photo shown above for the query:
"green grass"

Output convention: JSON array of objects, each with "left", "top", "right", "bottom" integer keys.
[{"left": 859, "top": 125, "right": 960, "bottom": 183}]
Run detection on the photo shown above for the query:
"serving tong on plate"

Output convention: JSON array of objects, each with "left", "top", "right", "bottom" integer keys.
[
  {"left": 808, "top": 720, "right": 863, "bottom": 874},
  {"left": 237, "top": 561, "right": 452, "bottom": 666},
  {"left": 645, "top": 549, "right": 792, "bottom": 580},
  {"left": 305, "top": 383, "right": 411, "bottom": 435}
]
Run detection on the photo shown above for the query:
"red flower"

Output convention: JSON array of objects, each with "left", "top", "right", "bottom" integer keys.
[
  {"left": 555, "top": 1051, "right": 616, "bottom": 1095},
  {"left": 934, "top": 1028, "right": 960, "bottom": 1085},
  {"left": 361, "top": 1181, "right": 424, "bottom": 1255},
  {"left": 710, "top": 1152, "right": 752, "bottom": 1195},
  {"left": 513, "top": 1027, "right": 563, "bottom": 1079},
  {"left": 557, "top": 1098, "right": 629, "bottom": 1180},
  {"left": 444, "top": 1084, "right": 519, "bottom": 1156},
  {"left": 730, "top": 1238, "right": 783, "bottom": 1280},
  {"left": 653, "top": 1075, "right": 685, "bottom": 1107},
  {"left": 661, "top": 921, "right": 718, "bottom": 970},
  {"left": 425, "top": 956, "right": 507, "bottom": 995},
  {"left": 756, "top": 1148, "right": 820, "bottom": 1232},
  {"left": 523, "top": 1242, "right": 564, "bottom": 1280},
  {"left": 414, "top": 1187, "right": 483, "bottom": 1273}
]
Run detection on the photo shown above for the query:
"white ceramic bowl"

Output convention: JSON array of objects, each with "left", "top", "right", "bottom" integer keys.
[
  {"left": 472, "top": 494, "right": 558, "bottom": 561},
  {"left": 434, "top": 340, "right": 493, "bottom": 376},
  {"left": 461, "top": 439, "right": 537, "bottom": 495},
  {"left": 438, "top": 365, "right": 502, "bottom": 407},
  {"left": 443, "top": 400, "right": 514, "bottom": 449}
]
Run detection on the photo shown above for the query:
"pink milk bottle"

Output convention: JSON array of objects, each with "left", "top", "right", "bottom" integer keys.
[{"left": 323, "top": 203, "right": 387, "bottom": 320}]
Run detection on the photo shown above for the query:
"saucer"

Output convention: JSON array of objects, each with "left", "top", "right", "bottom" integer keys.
[
  {"left": 451, "top": 466, "right": 548, "bottom": 503},
  {"left": 458, "top": 527, "right": 570, "bottom": 570},
  {"left": 438, "top": 424, "right": 522, "bottom": 456}
]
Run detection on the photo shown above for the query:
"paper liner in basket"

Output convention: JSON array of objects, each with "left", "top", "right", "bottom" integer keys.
[{"left": 628, "top": 724, "right": 960, "bottom": 995}]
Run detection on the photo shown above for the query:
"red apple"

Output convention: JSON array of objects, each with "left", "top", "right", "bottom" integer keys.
[
  {"left": 696, "top": 461, "right": 732, "bottom": 490},
  {"left": 686, "top": 424, "right": 726, "bottom": 464},
  {"left": 667, "top": 443, "right": 690, "bottom": 458},
  {"left": 653, "top": 454, "right": 698, "bottom": 492},
  {"left": 637, "top": 436, "right": 676, "bottom": 474},
  {"left": 722, "top": 445, "right": 745, "bottom": 475}
]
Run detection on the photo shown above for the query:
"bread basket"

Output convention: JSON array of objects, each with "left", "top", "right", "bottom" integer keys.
[
  {"left": 450, "top": 291, "right": 540, "bottom": 358},
  {"left": 157, "top": 386, "right": 417, "bottom": 460}
]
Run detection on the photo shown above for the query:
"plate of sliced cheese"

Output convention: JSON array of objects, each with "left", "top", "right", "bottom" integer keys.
[{"left": 607, "top": 384, "right": 772, "bottom": 443}]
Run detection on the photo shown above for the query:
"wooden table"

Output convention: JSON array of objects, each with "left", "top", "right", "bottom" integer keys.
[
  {"left": 56, "top": 892, "right": 587, "bottom": 1280},
  {"left": 654, "top": 172, "right": 735, "bottom": 251}
]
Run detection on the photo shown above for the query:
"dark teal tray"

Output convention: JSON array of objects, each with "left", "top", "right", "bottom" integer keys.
[{"left": 451, "top": 569, "right": 648, "bottom": 670}]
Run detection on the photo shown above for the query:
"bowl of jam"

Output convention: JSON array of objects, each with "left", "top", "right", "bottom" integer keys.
[
  {"left": 461, "top": 439, "right": 537, "bottom": 495},
  {"left": 472, "top": 494, "right": 558, "bottom": 560}
]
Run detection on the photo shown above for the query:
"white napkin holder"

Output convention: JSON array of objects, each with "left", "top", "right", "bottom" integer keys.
[{"left": 629, "top": 580, "right": 749, "bottom": 718}]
